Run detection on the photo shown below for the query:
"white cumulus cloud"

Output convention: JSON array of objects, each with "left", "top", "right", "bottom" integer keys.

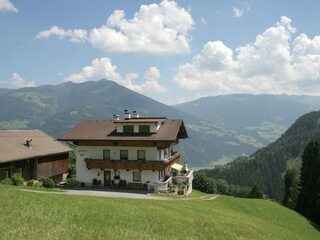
[
  {"left": 36, "top": 0, "right": 193, "bottom": 54},
  {"left": 141, "top": 67, "right": 166, "bottom": 93},
  {"left": 65, "top": 58, "right": 166, "bottom": 94},
  {"left": 233, "top": 2, "right": 250, "bottom": 18},
  {"left": 233, "top": 7, "right": 244, "bottom": 17},
  {"left": 36, "top": 26, "right": 87, "bottom": 43},
  {"left": 10, "top": 73, "right": 36, "bottom": 88},
  {"left": 0, "top": 0, "right": 18, "bottom": 13},
  {"left": 65, "top": 58, "right": 122, "bottom": 83},
  {"left": 174, "top": 16, "right": 320, "bottom": 96}
]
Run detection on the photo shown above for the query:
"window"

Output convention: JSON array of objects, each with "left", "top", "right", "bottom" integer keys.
[
  {"left": 139, "top": 125, "right": 150, "bottom": 134},
  {"left": 159, "top": 171, "right": 164, "bottom": 180},
  {"left": 165, "top": 149, "right": 168, "bottom": 157},
  {"left": 120, "top": 150, "right": 128, "bottom": 160},
  {"left": 114, "top": 170, "right": 120, "bottom": 178},
  {"left": 133, "top": 171, "right": 141, "bottom": 182},
  {"left": 137, "top": 150, "right": 146, "bottom": 161},
  {"left": 103, "top": 150, "right": 110, "bottom": 160},
  {"left": 123, "top": 125, "right": 134, "bottom": 133}
]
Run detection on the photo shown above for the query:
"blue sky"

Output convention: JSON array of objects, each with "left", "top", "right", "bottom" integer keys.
[{"left": 1, "top": 0, "right": 320, "bottom": 104}]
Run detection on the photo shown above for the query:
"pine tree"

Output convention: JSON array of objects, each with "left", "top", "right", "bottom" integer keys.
[
  {"left": 282, "top": 168, "right": 300, "bottom": 209},
  {"left": 296, "top": 140, "right": 320, "bottom": 224}
]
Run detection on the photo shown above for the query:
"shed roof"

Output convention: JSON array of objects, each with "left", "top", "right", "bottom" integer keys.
[
  {"left": 58, "top": 119, "right": 188, "bottom": 142},
  {"left": 0, "top": 130, "right": 71, "bottom": 163}
]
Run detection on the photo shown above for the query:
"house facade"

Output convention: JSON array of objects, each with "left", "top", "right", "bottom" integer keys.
[
  {"left": 59, "top": 111, "right": 193, "bottom": 194},
  {"left": 0, "top": 130, "right": 70, "bottom": 181}
]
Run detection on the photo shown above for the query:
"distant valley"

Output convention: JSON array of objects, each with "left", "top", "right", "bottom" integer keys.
[{"left": 175, "top": 94, "right": 320, "bottom": 144}]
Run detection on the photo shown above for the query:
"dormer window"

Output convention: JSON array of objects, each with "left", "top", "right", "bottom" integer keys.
[
  {"left": 139, "top": 125, "right": 150, "bottom": 134},
  {"left": 123, "top": 125, "right": 134, "bottom": 134}
]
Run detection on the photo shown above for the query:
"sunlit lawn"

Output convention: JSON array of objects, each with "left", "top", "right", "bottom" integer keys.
[{"left": 0, "top": 185, "right": 319, "bottom": 240}]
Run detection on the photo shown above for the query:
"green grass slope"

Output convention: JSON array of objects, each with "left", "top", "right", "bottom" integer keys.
[{"left": 0, "top": 186, "right": 318, "bottom": 240}]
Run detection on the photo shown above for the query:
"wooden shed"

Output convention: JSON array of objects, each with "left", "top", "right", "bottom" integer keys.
[{"left": 0, "top": 130, "right": 70, "bottom": 181}]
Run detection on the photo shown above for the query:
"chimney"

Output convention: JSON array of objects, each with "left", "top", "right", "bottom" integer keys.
[
  {"left": 113, "top": 114, "right": 120, "bottom": 120},
  {"left": 25, "top": 138, "right": 32, "bottom": 149},
  {"left": 132, "top": 110, "right": 139, "bottom": 118},
  {"left": 124, "top": 110, "right": 131, "bottom": 120}
]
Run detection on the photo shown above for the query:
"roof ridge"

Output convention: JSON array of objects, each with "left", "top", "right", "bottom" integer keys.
[{"left": 0, "top": 129, "right": 41, "bottom": 132}]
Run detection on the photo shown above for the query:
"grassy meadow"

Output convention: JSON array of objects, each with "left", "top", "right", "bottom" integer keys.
[{"left": 0, "top": 185, "right": 319, "bottom": 240}]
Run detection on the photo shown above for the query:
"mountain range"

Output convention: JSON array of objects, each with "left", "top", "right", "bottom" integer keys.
[
  {"left": 175, "top": 94, "right": 320, "bottom": 144},
  {"left": 0, "top": 80, "right": 259, "bottom": 167},
  {"left": 0, "top": 79, "right": 320, "bottom": 168}
]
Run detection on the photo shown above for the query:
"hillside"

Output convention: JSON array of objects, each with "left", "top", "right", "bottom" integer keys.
[
  {"left": 0, "top": 80, "right": 260, "bottom": 167},
  {"left": 199, "top": 111, "right": 320, "bottom": 200},
  {"left": 0, "top": 185, "right": 319, "bottom": 240},
  {"left": 175, "top": 94, "right": 320, "bottom": 144}
]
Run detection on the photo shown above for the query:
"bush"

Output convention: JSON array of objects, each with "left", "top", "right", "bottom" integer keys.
[
  {"left": 11, "top": 173, "right": 24, "bottom": 186},
  {"left": 27, "top": 180, "right": 42, "bottom": 187},
  {"left": 216, "top": 179, "right": 229, "bottom": 195},
  {"left": 193, "top": 174, "right": 217, "bottom": 194},
  {"left": 249, "top": 184, "right": 264, "bottom": 199},
  {"left": 34, "top": 181, "right": 42, "bottom": 188},
  {"left": 92, "top": 178, "right": 101, "bottom": 186},
  {"left": 27, "top": 180, "right": 36, "bottom": 187},
  {"left": 2, "top": 177, "right": 13, "bottom": 185},
  {"left": 193, "top": 173, "right": 252, "bottom": 198},
  {"left": 66, "top": 177, "right": 77, "bottom": 188},
  {"left": 42, "top": 178, "right": 55, "bottom": 188},
  {"left": 68, "top": 151, "right": 76, "bottom": 176}
]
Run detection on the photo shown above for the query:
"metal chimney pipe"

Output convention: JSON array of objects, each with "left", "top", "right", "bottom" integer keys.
[
  {"left": 124, "top": 110, "right": 131, "bottom": 120},
  {"left": 132, "top": 110, "right": 139, "bottom": 118}
]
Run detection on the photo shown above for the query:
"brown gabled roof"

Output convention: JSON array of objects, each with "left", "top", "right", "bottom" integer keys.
[
  {"left": 58, "top": 119, "right": 188, "bottom": 142},
  {"left": 0, "top": 130, "right": 71, "bottom": 163}
]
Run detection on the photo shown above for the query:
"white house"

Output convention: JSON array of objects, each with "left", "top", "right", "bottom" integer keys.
[{"left": 59, "top": 111, "right": 193, "bottom": 195}]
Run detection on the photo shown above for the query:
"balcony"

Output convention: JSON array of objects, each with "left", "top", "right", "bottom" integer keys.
[
  {"left": 153, "top": 170, "right": 194, "bottom": 196},
  {"left": 85, "top": 152, "right": 181, "bottom": 171},
  {"left": 165, "top": 152, "right": 181, "bottom": 165}
]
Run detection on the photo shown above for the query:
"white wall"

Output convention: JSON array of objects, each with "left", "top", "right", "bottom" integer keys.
[
  {"left": 79, "top": 146, "right": 159, "bottom": 161},
  {"left": 75, "top": 148, "right": 103, "bottom": 184},
  {"left": 116, "top": 169, "right": 160, "bottom": 184},
  {"left": 75, "top": 146, "right": 162, "bottom": 186}
]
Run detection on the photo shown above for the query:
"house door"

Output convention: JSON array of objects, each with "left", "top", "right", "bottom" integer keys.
[{"left": 104, "top": 171, "right": 111, "bottom": 186}]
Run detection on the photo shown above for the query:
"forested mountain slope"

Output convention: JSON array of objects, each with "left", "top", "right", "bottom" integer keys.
[{"left": 198, "top": 111, "right": 320, "bottom": 200}]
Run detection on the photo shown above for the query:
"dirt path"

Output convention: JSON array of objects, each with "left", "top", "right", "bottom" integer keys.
[
  {"left": 179, "top": 194, "right": 220, "bottom": 200},
  {"left": 20, "top": 189, "right": 220, "bottom": 201},
  {"left": 20, "top": 189, "right": 168, "bottom": 200}
]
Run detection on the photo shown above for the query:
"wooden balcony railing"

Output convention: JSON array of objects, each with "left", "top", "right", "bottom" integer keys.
[
  {"left": 85, "top": 152, "right": 181, "bottom": 171},
  {"left": 165, "top": 152, "right": 181, "bottom": 165}
]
